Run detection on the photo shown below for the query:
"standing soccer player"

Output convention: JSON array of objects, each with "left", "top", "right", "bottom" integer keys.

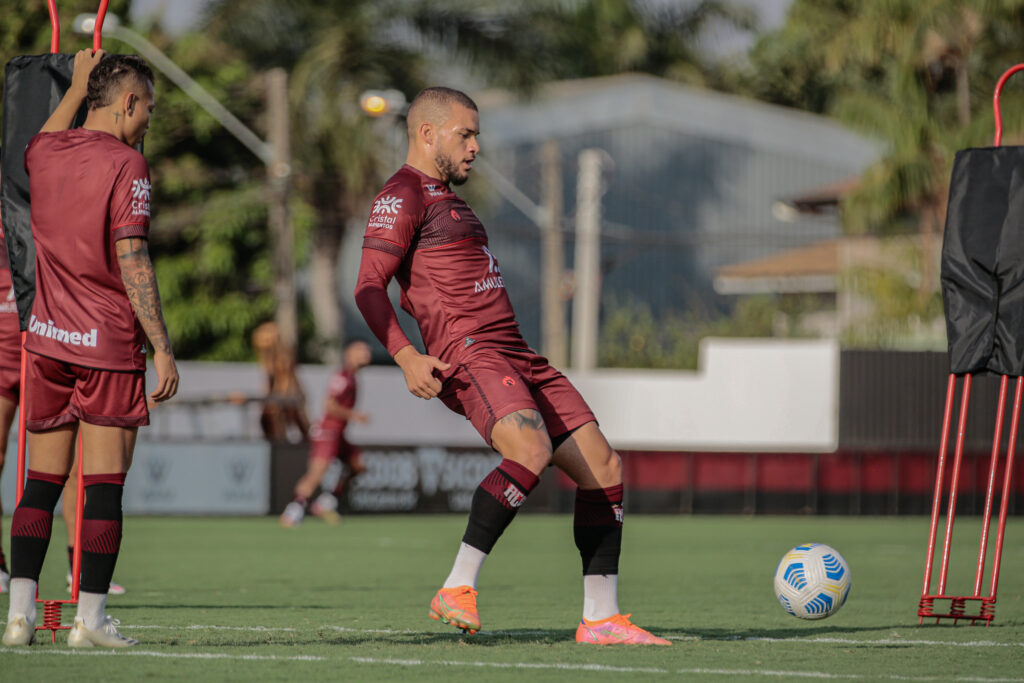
[
  {"left": 354, "top": 87, "right": 670, "bottom": 645},
  {"left": 279, "top": 339, "right": 372, "bottom": 527},
  {"left": 3, "top": 50, "right": 178, "bottom": 648}
]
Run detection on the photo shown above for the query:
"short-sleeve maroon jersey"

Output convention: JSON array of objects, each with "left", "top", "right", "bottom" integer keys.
[
  {"left": 0, "top": 227, "right": 21, "bottom": 371},
  {"left": 360, "top": 165, "right": 525, "bottom": 363},
  {"left": 319, "top": 367, "right": 357, "bottom": 432},
  {"left": 24, "top": 129, "right": 150, "bottom": 371}
]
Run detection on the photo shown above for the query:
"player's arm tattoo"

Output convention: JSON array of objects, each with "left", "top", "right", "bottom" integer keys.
[
  {"left": 498, "top": 410, "right": 546, "bottom": 433},
  {"left": 116, "top": 237, "right": 173, "bottom": 354}
]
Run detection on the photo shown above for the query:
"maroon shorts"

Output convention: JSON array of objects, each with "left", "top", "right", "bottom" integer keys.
[
  {"left": 308, "top": 424, "right": 362, "bottom": 467},
  {"left": 25, "top": 352, "right": 149, "bottom": 431},
  {"left": 0, "top": 363, "right": 19, "bottom": 402},
  {"left": 439, "top": 347, "right": 596, "bottom": 445}
]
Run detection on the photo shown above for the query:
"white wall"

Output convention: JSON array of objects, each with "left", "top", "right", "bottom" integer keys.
[{"left": 144, "top": 337, "right": 839, "bottom": 452}]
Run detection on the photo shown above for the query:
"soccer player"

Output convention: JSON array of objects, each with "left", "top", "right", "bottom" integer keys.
[
  {"left": 3, "top": 50, "right": 179, "bottom": 648},
  {"left": 279, "top": 339, "right": 372, "bottom": 527},
  {"left": 353, "top": 87, "right": 670, "bottom": 645},
  {"left": 0, "top": 207, "right": 20, "bottom": 594}
]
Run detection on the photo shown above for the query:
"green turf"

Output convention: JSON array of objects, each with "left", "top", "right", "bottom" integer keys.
[{"left": 2, "top": 514, "right": 1023, "bottom": 681}]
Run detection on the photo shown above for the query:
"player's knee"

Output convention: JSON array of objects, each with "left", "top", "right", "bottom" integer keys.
[{"left": 600, "top": 449, "right": 622, "bottom": 484}]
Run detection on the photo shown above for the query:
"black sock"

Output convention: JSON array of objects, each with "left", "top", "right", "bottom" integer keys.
[
  {"left": 461, "top": 459, "right": 539, "bottom": 554},
  {"left": 68, "top": 545, "right": 75, "bottom": 571},
  {"left": 79, "top": 473, "right": 125, "bottom": 594},
  {"left": 574, "top": 484, "right": 624, "bottom": 575},
  {"left": 10, "top": 470, "right": 68, "bottom": 581}
]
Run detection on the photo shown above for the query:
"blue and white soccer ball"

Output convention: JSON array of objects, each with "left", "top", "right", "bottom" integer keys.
[{"left": 773, "top": 543, "right": 851, "bottom": 620}]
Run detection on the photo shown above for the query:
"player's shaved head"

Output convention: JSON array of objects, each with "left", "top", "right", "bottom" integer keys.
[
  {"left": 86, "top": 54, "right": 154, "bottom": 110},
  {"left": 406, "top": 87, "right": 478, "bottom": 140}
]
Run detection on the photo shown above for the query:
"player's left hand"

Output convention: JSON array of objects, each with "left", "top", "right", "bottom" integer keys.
[{"left": 150, "top": 349, "right": 179, "bottom": 403}]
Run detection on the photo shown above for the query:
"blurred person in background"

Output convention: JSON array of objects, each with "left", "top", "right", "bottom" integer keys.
[
  {"left": 253, "top": 321, "right": 310, "bottom": 443},
  {"left": 279, "top": 339, "right": 371, "bottom": 527}
]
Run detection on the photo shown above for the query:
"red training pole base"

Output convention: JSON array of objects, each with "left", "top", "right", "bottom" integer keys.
[
  {"left": 917, "top": 595, "right": 995, "bottom": 626},
  {"left": 36, "top": 599, "right": 75, "bottom": 643}
]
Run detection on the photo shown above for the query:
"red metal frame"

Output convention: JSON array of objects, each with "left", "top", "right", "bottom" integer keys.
[{"left": 918, "top": 64, "right": 1024, "bottom": 626}]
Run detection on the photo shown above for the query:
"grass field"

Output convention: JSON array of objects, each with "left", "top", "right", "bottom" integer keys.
[{"left": 2, "top": 513, "right": 1024, "bottom": 681}]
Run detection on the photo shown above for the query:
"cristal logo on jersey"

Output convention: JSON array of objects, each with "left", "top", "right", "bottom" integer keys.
[
  {"left": 130, "top": 177, "right": 151, "bottom": 217},
  {"left": 373, "top": 195, "right": 403, "bottom": 215},
  {"left": 503, "top": 483, "right": 526, "bottom": 508},
  {"left": 474, "top": 245, "right": 505, "bottom": 294}
]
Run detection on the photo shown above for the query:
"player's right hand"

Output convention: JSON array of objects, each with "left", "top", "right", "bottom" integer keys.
[
  {"left": 394, "top": 346, "right": 450, "bottom": 400},
  {"left": 150, "top": 350, "right": 179, "bottom": 403}
]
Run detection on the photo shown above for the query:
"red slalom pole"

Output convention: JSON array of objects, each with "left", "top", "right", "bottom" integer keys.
[
  {"left": 989, "top": 377, "right": 1023, "bottom": 601},
  {"left": 46, "top": 0, "right": 60, "bottom": 54},
  {"left": 93, "top": 0, "right": 109, "bottom": 51},
  {"left": 921, "top": 373, "right": 957, "bottom": 600},
  {"left": 973, "top": 375, "right": 1008, "bottom": 596},
  {"left": 993, "top": 64, "right": 1024, "bottom": 146},
  {"left": 70, "top": 436, "right": 85, "bottom": 600},
  {"left": 938, "top": 373, "right": 972, "bottom": 596}
]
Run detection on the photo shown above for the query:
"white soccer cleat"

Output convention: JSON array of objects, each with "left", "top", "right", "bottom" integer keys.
[
  {"left": 0, "top": 569, "right": 10, "bottom": 593},
  {"left": 279, "top": 501, "right": 305, "bottom": 528},
  {"left": 66, "top": 572, "right": 127, "bottom": 596},
  {"left": 67, "top": 616, "right": 138, "bottom": 648},
  {"left": 2, "top": 614, "right": 35, "bottom": 646}
]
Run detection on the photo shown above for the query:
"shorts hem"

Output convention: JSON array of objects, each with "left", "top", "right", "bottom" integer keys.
[
  {"left": 70, "top": 405, "right": 149, "bottom": 428},
  {"left": 26, "top": 413, "right": 77, "bottom": 432},
  {"left": 0, "top": 385, "right": 18, "bottom": 402}
]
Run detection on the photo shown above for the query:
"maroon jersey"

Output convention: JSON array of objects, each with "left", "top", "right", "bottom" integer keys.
[
  {"left": 0, "top": 227, "right": 21, "bottom": 371},
  {"left": 319, "top": 367, "right": 357, "bottom": 432},
  {"left": 356, "top": 165, "right": 525, "bottom": 364},
  {"left": 23, "top": 129, "right": 150, "bottom": 371}
]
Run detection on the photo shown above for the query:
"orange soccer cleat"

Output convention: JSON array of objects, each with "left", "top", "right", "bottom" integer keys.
[
  {"left": 429, "top": 585, "right": 481, "bottom": 634},
  {"left": 575, "top": 613, "right": 672, "bottom": 645}
]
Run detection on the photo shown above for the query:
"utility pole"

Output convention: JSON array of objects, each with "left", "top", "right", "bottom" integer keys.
[
  {"left": 540, "top": 140, "right": 567, "bottom": 368},
  {"left": 572, "top": 149, "right": 603, "bottom": 371},
  {"left": 265, "top": 68, "right": 298, "bottom": 355}
]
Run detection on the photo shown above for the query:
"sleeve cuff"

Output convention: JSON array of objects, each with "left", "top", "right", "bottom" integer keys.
[{"left": 113, "top": 224, "right": 149, "bottom": 242}]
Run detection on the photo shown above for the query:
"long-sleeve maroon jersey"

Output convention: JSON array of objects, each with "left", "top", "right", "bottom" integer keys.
[{"left": 355, "top": 164, "right": 527, "bottom": 365}]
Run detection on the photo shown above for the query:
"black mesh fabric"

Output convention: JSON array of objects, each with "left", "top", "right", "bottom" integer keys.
[
  {"left": 0, "top": 54, "right": 84, "bottom": 330},
  {"left": 941, "top": 146, "right": 1024, "bottom": 376}
]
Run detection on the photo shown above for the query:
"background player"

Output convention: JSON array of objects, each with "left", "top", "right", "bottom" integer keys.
[
  {"left": 279, "top": 339, "right": 371, "bottom": 527},
  {"left": 354, "top": 87, "right": 669, "bottom": 645},
  {"left": 3, "top": 50, "right": 178, "bottom": 648},
  {"left": 0, "top": 186, "right": 20, "bottom": 594}
]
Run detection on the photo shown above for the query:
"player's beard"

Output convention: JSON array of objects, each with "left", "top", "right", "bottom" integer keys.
[{"left": 435, "top": 151, "right": 469, "bottom": 186}]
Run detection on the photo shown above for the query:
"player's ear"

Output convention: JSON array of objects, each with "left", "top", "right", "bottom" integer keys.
[
  {"left": 124, "top": 90, "right": 137, "bottom": 116},
  {"left": 420, "top": 121, "right": 434, "bottom": 146}
]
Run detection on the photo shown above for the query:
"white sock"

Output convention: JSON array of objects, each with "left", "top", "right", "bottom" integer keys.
[
  {"left": 582, "top": 574, "right": 619, "bottom": 621},
  {"left": 77, "top": 591, "right": 107, "bottom": 631},
  {"left": 443, "top": 543, "right": 487, "bottom": 589},
  {"left": 8, "top": 578, "right": 38, "bottom": 626}
]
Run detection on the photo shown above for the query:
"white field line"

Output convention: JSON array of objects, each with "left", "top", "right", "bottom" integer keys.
[
  {"left": 7, "top": 621, "right": 1024, "bottom": 649},
  {"left": 3, "top": 642, "right": 1023, "bottom": 680}
]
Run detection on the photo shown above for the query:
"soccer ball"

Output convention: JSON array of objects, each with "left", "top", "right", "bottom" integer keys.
[{"left": 773, "top": 543, "right": 851, "bottom": 620}]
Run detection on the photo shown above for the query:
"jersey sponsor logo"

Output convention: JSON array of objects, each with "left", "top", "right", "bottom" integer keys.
[
  {"left": 503, "top": 482, "right": 526, "bottom": 508},
  {"left": 368, "top": 195, "right": 404, "bottom": 230},
  {"left": 450, "top": 209, "right": 462, "bottom": 222},
  {"left": 27, "top": 314, "right": 98, "bottom": 347},
  {"left": 130, "top": 177, "right": 151, "bottom": 217},
  {"left": 502, "top": 375, "right": 515, "bottom": 387},
  {"left": 473, "top": 245, "right": 505, "bottom": 293},
  {"left": 424, "top": 184, "right": 445, "bottom": 197},
  {"left": 373, "top": 195, "right": 403, "bottom": 215}
]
